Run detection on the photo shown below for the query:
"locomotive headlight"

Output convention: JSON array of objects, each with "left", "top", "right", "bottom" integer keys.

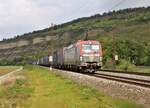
[
  {"left": 100, "top": 57, "right": 102, "bottom": 61},
  {"left": 80, "top": 56, "right": 83, "bottom": 61}
]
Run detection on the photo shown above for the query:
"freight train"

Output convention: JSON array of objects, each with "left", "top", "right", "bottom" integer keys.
[{"left": 38, "top": 40, "right": 103, "bottom": 73}]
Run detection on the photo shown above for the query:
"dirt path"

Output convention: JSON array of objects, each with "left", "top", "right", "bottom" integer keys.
[{"left": 0, "top": 66, "right": 20, "bottom": 76}]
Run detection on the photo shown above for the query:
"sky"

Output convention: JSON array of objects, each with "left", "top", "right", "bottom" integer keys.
[{"left": 0, "top": 0, "right": 150, "bottom": 41}]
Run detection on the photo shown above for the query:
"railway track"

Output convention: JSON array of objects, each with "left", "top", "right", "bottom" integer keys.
[
  {"left": 57, "top": 69, "right": 150, "bottom": 88},
  {"left": 42, "top": 66, "right": 150, "bottom": 88},
  {"left": 100, "top": 69, "right": 150, "bottom": 76},
  {"left": 85, "top": 72, "right": 150, "bottom": 88}
]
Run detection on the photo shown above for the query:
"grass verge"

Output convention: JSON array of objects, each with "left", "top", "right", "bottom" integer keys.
[
  {"left": 0, "top": 65, "right": 144, "bottom": 108},
  {"left": 104, "top": 60, "right": 150, "bottom": 73}
]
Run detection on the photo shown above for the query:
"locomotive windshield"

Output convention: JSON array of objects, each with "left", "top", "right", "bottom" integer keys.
[{"left": 82, "top": 44, "right": 99, "bottom": 53}]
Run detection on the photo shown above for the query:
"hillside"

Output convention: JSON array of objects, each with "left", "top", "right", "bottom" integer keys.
[{"left": 0, "top": 7, "right": 150, "bottom": 65}]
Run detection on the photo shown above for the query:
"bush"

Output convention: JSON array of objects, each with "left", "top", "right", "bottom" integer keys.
[
  {"left": 116, "top": 59, "right": 136, "bottom": 71},
  {"left": 103, "top": 57, "right": 115, "bottom": 69}
]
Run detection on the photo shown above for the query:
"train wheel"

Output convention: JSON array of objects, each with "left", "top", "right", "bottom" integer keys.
[{"left": 92, "top": 70, "right": 95, "bottom": 73}]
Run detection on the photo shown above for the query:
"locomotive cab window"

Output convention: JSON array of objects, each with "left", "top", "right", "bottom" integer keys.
[{"left": 82, "top": 44, "right": 99, "bottom": 53}]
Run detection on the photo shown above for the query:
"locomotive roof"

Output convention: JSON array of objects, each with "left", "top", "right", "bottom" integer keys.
[{"left": 76, "top": 40, "right": 100, "bottom": 44}]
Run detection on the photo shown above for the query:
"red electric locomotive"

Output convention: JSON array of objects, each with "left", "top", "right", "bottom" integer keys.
[{"left": 53, "top": 40, "right": 102, "bottom": 73}]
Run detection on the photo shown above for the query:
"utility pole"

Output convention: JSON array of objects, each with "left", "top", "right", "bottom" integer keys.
[
  {"left": 85, "top": 32, "right": 88, "bottom": 40},
  {"left": 85, "top": 28, "right": 91, "bottom": 40},
  {"left": 112, "top": 34, "right": 118, "bottom": 69},
  {"left": 49, "top": 23, "right": 55, "bottom": 70}
]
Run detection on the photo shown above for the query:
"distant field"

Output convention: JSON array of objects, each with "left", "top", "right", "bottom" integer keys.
[
  {"left": 0, "top": 65, "right": 143, "bottom": 108},
  {"left": 0, "top": 66, "right": 20, "bottom": 76}
]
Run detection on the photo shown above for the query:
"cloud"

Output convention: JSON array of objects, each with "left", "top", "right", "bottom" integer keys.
[{"left": 0, "top": 0, "right": 150, "bottom": 40}]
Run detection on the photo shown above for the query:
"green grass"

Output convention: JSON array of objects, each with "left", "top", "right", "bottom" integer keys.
[
  {"left": 0, "top": 78, "right": 34, "bottom": 107},
  {"left": 135, "top": 66, "right": 150, "bottom": 73},
  {"left": 0, "top": 65, "right": 144, "bottom": 108},
  {"left": 103, "top": 59, "right": 150, "bottom": 73},
  {"left": 104, "top": 65, "right": 150, "bottom": 73}
]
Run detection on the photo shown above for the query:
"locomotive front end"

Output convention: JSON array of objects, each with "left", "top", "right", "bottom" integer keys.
[{"left": 79, "top": 40, "right": 102, "bottom": 72}]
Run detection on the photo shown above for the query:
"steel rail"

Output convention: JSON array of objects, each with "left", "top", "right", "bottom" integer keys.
[
  {"left": 100, "top": 69, "right": 150, "bottom": 76},
  {"left": 86, "top": 73, "right": 150, "bottom": 88},
  {"left": 41, "top": 66, "right": 150, "bottom": 88}
]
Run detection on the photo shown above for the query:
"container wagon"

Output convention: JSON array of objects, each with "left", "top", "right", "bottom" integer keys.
[{"left": 38, "top": 55, "right": 51, "bottom": 67}]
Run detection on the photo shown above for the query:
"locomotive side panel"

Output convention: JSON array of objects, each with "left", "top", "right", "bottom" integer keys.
[
  {"left": 75, "top": 47, "right": 80, "bottom": 65},
  {"left": 63, "top": 45, "right": 77, "bottom": 65}
]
